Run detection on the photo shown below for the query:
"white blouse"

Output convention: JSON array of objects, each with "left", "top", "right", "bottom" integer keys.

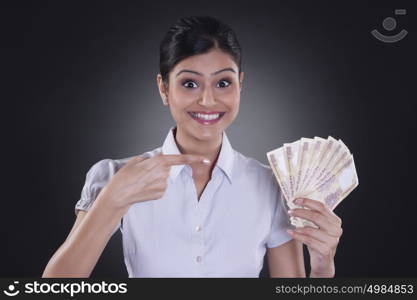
[{"left": 75, "top": 126, "right": 293, "bottom": 277}]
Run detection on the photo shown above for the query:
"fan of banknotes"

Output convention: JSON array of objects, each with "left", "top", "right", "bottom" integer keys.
[{"left": 267, "top": 136, "right": 359, "bottom": 228}]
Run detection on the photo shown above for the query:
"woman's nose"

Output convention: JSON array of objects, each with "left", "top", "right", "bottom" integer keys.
[{"left": 198, "top": 87, "right": 216, "bottom": 106}]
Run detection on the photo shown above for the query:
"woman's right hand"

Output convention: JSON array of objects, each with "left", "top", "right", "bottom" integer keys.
[{"left": 96, "top": 153, "right": 210, "bottom": 210}]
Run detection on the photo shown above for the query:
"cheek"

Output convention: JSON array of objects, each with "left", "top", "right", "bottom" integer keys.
[
  {"left": 170, "top": 89, "right": 196, "bottom": 108},
  {"left": 223, "top": 92, "right": 240, "bottom": 110},
  {"left": 168, "top": 99, "right": 191, "bottom": 122}
]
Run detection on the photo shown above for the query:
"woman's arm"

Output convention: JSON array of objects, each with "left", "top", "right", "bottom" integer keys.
[
  {"left": 267, "top": 239, "right": 306, "bottom": 277},
  {"left": 42, "top": 197, "right": 128, "bottom": 278}
]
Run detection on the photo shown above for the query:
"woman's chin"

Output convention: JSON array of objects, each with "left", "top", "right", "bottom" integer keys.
[{"left": 187, "top": 123, "right": 224, "bottom": 141}]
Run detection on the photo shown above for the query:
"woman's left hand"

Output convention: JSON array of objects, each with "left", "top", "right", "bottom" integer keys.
[{"left": 287, "top": 198, "right": 343, "bottom": 278}]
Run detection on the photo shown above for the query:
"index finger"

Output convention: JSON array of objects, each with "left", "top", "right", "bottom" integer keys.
[
  {"left": 161, "top": 154, "right": 211, "bottom": 166},
  {"left": 126, "top": 153, "right": 152, "bottom": 166},
  {"left": 294, "top": 198, "right": 341, "bottom": 225}
]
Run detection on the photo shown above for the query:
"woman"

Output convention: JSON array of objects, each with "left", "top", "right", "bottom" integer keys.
[{"left": 42, "top": 16, "right": 343, "bottom": 278}]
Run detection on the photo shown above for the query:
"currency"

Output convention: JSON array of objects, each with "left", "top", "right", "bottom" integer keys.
[{"left": 267, "top": 136, "right": 359, "bottom": 228}]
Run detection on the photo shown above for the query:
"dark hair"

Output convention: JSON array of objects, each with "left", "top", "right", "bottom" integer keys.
[{"left": 159, "top": 15, "right": 242, "bottom": 87}]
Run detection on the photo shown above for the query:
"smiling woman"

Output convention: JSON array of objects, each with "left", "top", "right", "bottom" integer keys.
[
  {"left": 157, "top": 47, "right": 242, "bottom": 163},
  {"left": 42, "top": 15, "right": 308, "bottom": 278}
]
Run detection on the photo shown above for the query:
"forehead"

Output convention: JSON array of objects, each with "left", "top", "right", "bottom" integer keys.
[{"left": 172, "top": 48, "right": 237, "bottom": 76}]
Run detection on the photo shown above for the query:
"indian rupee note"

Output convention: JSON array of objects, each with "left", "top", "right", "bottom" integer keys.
[
  {"left": 302, "top": 136, "right": 329, "bottom": 194},
  {"left": 267, "top": 147, "right": 291, "bottom": 203},
  {"left": 301, "top": 154, "right": 359, "bottom": 211}
]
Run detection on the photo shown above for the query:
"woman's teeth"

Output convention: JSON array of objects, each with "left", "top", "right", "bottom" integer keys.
[{"left": 190, "top": 112, "right": 221, "bottom": 120}]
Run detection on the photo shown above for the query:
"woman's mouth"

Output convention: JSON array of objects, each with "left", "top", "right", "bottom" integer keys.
[{"left": 187, "top": 111, "right": 226, "bottom": 125}]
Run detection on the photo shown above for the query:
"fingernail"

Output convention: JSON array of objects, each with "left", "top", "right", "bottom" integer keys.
[
  {"left": 287, "top": 209, "right": 293, "bottom": 215},
  {"left": 202, "top": 158, "right": 211, "bottom": 165},
  {"left": 294, "top": 198, "right": 303, "bottom": 205}
]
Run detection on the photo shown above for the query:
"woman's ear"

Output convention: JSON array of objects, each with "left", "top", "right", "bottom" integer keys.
[
  {"left": 239, "top": 71, "right": 244, "bottom": 92},
  {"left": 156, "top": 74, "right": 169, "bottom": 106}
]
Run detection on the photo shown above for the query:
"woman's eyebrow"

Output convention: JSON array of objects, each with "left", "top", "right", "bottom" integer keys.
[{"left": 175, "top": 67, "right": 236, "bottom": 77}]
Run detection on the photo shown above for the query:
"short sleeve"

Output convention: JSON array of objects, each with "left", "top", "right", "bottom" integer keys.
[
  {"left": 266, "top": 174, "right": 294, "bottom": 248},
  {"left": 75, "top": 158, "right": 121, "bottom": 235}
]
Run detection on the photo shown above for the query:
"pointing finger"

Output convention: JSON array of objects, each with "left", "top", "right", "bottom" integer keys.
[
  {"left": 120, "top": 154, "right": 149, "bottom": 172},
  {"left": 162, "top": 154, "right": 211, "bottom": 166}
]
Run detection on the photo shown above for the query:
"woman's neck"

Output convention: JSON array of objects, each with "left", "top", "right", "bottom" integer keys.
[{"left": 174, "top": 126, "right": 222, "bottom": 176}]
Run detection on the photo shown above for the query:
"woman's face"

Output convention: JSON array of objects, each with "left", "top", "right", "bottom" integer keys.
[{"left": 157, "top": 47, "right": 244, "bottom": 142}]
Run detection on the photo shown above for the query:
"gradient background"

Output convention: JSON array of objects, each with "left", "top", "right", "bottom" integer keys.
[{"left": 1, "top": 0, "right": 416, "bottom": 277}]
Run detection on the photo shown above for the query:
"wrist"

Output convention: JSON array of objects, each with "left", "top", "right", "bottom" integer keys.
[
  {"left": 309, "top": 270, "right": 335, "bottom": 278},
  {"left": 96, "top": 191, "right": 130, "bottom": 213},
  {"left": 310, "top": 263, "right": 335, "bottom": 278}
]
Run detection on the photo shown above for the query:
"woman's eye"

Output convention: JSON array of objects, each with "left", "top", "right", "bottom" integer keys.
[
  {"left": 217, "top": 79, "right": 231, "bottom": 88},
  {"left": 181, "top": 79, "right": 231, "bottom": 89},
  {"left": 182, "top": 80, "right": 198, "bottom": 89}
]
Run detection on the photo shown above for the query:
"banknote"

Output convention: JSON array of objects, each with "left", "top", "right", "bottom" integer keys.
[
  {"left": 283, "top": 141, "right": 300, "bottom": 199},
  {"left": 267, "top": 147, "right": 291, "bottom": 202},
  {"left": 303, "top": 137, "right": 334, "bottom": 195},
  {"left": 313, "top": 139, "right": 351, "bottom": 191},
  {"left": 267, "top": 136, "right": 359, "bottom": 228},
  {"left": 295, "top": 138, "right": 311, "bottom": 196},
  {"left": 301, "top": 154, "right": 358, "bottom": 211},
  {"left": 300, "top": 137, "right": 325, "bottom": 195},
  {"left": 298, "top": 138, "right": 321, "bottom": 194}
]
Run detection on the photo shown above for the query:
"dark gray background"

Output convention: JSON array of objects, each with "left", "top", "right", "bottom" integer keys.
[{"left": 1, "top": 0, "right": 416, "bottom": 277}]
